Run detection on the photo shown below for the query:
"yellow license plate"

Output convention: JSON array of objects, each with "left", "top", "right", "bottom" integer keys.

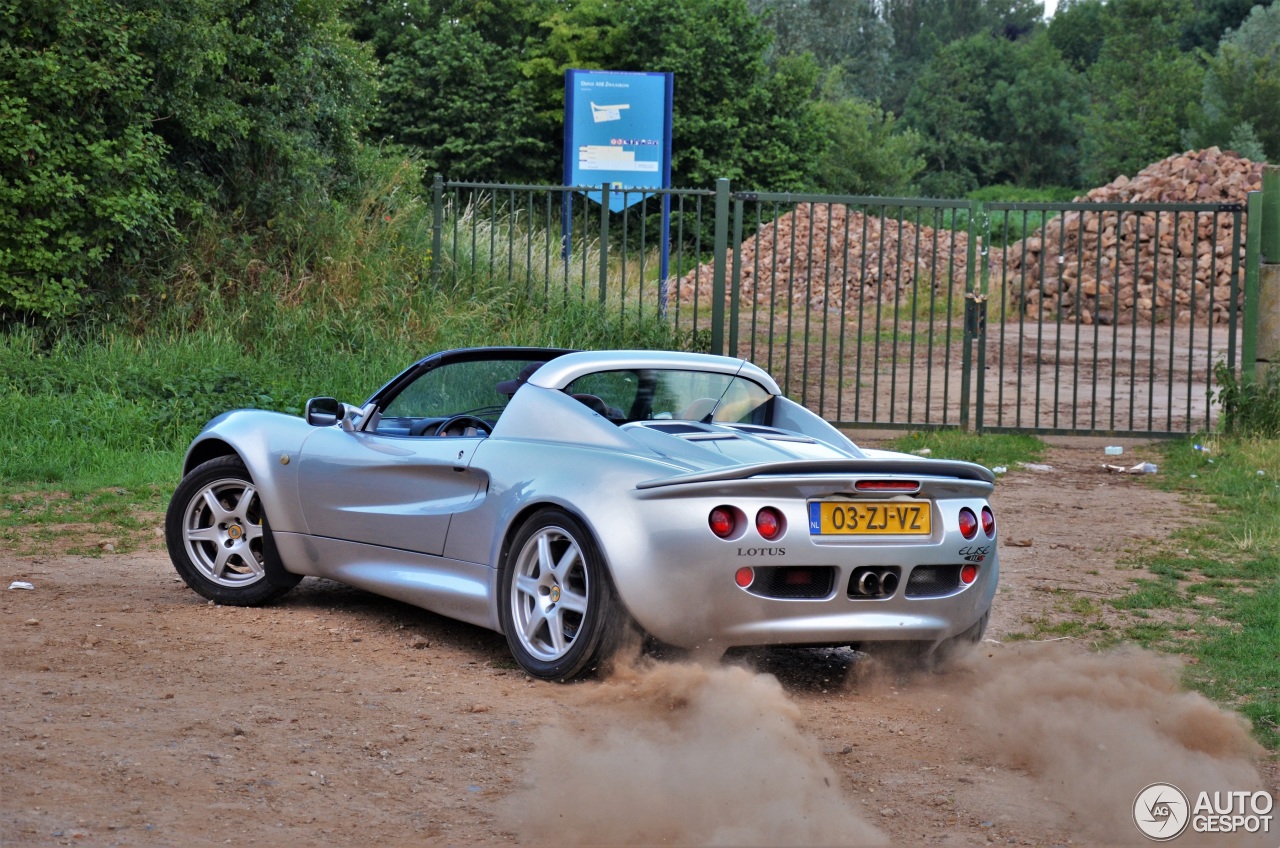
[{"left": 808, "top": 500, "right": 931, "bottom": 535}]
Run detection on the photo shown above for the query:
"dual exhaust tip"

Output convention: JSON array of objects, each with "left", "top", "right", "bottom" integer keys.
[{"left": 853, "top": 568, "right": 899, "bottom": 598}]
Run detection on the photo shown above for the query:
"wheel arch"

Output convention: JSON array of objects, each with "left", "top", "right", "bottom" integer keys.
[
  {"left": 180, "top": 414, "right": 310, "bottom": 535},
  {"left": 182, "top": 437, "right": 291, "bottom": 528},
  {"left": 183, "top": 438, "right": 240, "bottom": 477}
]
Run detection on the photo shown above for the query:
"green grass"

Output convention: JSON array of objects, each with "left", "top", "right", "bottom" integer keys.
[
  {"left": 1008, "top": 591, "right": 1116, "bottom": 643},
  {"left": 885, "top": 430, "right": 1046, "bottom": 470},
  {"left": 0, "top": 485, "right": 168, "bottom": 556},
  {"left": 1106, "top": 436, "right": 1280, "bottom": 748}
]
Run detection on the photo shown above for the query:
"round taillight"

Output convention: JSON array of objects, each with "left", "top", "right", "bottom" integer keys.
[
  {"left": 756, "top": 507, "right": 783, "bottom": 540},
  {"left": 981, "top": 506, "right": 996, "bottom": 538},
  {"left": 735, "top": 567, "right": 755, "bottom": 588},
  {"left": 709, "top": 507, "right": 735, "bottom": 539},
  {"left": 960, "top": 563, "right": 979, "bottom": 585},
  {"left": 958, "top": 507, "right": 978, "bottom": 540}
]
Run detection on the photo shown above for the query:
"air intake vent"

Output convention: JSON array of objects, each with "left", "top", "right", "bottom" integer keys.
[
  {"left": 726, "top": 424, "right": 816, "bottom": 443},
  {"left": 644, "top": 422, "right": 707, "bottom": 435},
  {"left": 904, "top": 565, "right": 964, "bottom": 598},
  {"left": 743, "top": 566, "right": 835, "bottom": 600}
]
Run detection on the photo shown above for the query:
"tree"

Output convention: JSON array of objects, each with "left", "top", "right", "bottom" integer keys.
[
  {"left": 1180, "top": 0, "right": 1276, "bottom": 52},
  {"left": 374, "top": 20, "right": 548, "bottom": 180},
  {"left": 749, "top": 0, "right": 895, "bottom": 102},
  {"left": 1185, "top": 1, "right": 1280, "bottom": 161},
  {"left": 133, "top": 0, "right": 378, "bottom": 224},
  {"left": 903, "top": 32, "right": 1082, "bottom": 194},
  {"left": 1, "top": 0, "right": 379, "bottom": 320},
  {"left": 809, "top": 72, "right": 924, "bottom": 196},
  {"left": 360, "top": 0, "right": 824, "bottom": 188},
  {"left": 1046, "top": 0, "right": 1106, "bottom": 71},
  {"left": 880, "top": 0, "right": 1044, "bottom": 111},
  {"left": 985, "top": 33, "right": 1087, "bottom": 186},
  {"left": 1079, "top": 0, "right": 1205, "bottom": 184},
  {"left": 349, "top": 0, "right": 555, "bottom": 181},
  {"left": 0, "top": 0, "right": 171, "bottom": 317}
]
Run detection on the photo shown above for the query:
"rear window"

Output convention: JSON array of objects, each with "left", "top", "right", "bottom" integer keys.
[{"left": 564, "top": 369, "right": 772, "bottom": 424}]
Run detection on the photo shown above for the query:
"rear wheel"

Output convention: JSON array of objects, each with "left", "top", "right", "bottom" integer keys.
[
  {"left": 865, "top": 610, "right": 990, "bottom": 673},
  {"left": 165, "top": 456, "right": 301, "bottom": 606},
  {"left": 930, "top": 609, "right": 989, "bottom": 669},
  {"left": 499, "top": 508, "right": 629, "bottom": 681}
]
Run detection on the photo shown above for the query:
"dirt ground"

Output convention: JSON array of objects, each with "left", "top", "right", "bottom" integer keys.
[{"left": 2, "top": 441, "right": 1277, "bottom": 847}]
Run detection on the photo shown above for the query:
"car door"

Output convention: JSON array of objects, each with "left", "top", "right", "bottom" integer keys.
[{"left": 295, "top": 427, "right": 485, "bottom": 557}]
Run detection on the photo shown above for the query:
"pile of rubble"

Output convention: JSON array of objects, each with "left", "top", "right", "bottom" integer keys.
[
  {"left": 674, "top": 148, "right": 1261, "bottom": 326},
  {"left": 1008, "top": 147, "right": 1263, "bottom": 325},
  {"left": 675, "top": 203, "right": 987, "bottom": 313}
]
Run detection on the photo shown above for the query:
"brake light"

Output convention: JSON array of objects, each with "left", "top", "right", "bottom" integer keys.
[
  {"left": 854, "top": 480, "right": 919, "bottom": 492},
  {"left": 755, "top": 507, "right": 784, "bottom": 540},
  {"left": 981, "top": 506, "right": 996, "bottom": 537},
  {"left": 958, "top": 507, "right": 978, "bottom": 540},
  {"left": 709, "top": 507, "right": 736, "bottom": 539}
]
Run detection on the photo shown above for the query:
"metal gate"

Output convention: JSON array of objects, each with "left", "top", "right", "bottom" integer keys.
[
  {"left": 430, "top": 177, "right": 1257, "bottom": 436},
  {"left": 707, "top": 187, "right": 1254, "bottom": 437}
]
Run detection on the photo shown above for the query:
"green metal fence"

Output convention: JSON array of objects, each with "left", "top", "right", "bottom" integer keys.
[
  {"left": 430, "top": 176, "right": 1256, "bottom": 436},
  {"left": 979, "top": 199, "right": 1248, "bottom": 436}
]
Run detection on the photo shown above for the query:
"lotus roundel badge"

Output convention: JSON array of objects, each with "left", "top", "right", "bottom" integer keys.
[{"left": 227, "top": 524, "right": 243, "bottom": 540}]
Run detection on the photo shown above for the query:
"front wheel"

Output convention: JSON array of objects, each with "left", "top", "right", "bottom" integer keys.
[
  {"left": 165, "top": 456, "right": 301, "bottom": 606},
  {"left": 498, "top": 508, "right": 630, "bottom": 681}
]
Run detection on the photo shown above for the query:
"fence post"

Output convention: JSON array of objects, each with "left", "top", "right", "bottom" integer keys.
[
  {"left": 959, "top": 201, "right": 983, "bottom": 431},
  {"left": 1259, "top": 166, "right": 1280, "bottom": 380},
  {"left": 599, "top": 183, "right": 610, "bottom": 305},
  {"left": 1243, "top": 193, "right": 1261, "bottom": 374},
  {"left": 430, "top": 174, "right": 444, "bottom": 284},
  {"left": 710, "top": 178, "right": 730, "bottom": 356}
]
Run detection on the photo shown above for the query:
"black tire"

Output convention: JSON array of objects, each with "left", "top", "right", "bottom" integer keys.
[
  {"left": 165, "top": 455, "right": 302, "bottom": 606},
  {"left": 865, "top": 610, "right": 990, "bottom": 673},
  {"left": 498, "top": 508, "right": 631, "bottom": 681},
  {"left": 930, "top": 609, "right": 990, "bottom": 670}
]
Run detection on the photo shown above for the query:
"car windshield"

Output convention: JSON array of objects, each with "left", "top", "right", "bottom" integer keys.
[
  {"left": 565, "top": 369, "right": 772, "bottom": 424},
  {"left": 381, "top": 357, "right": 544, "bottom": 420}
]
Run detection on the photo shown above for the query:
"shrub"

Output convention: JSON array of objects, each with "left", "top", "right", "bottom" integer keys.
[
  {"left": 1214, "top": 360, "right": 1280, "bottom": 437},
  {"left": 0, "top": 2, "right": 173, "bottom": 318}
]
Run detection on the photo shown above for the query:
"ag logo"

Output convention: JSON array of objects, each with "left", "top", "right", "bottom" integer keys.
[{"left": 1133, "top": 783, "right": 1190, "bottom": 840}]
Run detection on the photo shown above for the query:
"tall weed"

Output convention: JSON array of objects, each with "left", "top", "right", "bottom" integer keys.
[
  {"left": 3, "top": 153, "right": 684, "bottom": 488},
  {"left": 1213, "top": 361, "right": 1280, "bottom": 437}
]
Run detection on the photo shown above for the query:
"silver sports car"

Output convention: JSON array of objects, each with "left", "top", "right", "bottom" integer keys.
[{"left": 166, "top": 348, "right": 997, "bottom": 680}]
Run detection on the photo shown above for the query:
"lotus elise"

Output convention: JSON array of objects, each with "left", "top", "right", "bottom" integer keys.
[{"left": 166, "top": 348, "right": 998, "bottom": 680}]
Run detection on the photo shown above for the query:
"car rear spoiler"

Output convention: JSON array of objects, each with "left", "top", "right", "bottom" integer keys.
[{"left": 636, "top": 458, "right": 995, "bottom": 490}]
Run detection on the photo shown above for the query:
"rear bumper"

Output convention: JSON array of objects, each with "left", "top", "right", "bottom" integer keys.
[
  {"left": 629, "top": 563, "right": 997, "bottom": 650},
  {"left": 597, "top": 494, "right": 998, "bottom": 650}
]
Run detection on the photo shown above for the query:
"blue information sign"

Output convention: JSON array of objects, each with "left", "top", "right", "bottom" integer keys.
[{"left": 564, "top": 70, "right": 673, "bottom": 212}]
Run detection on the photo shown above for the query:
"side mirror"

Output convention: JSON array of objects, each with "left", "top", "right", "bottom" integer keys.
[{"left": 304, "top": 397, "right": 343, "bottom": 427}]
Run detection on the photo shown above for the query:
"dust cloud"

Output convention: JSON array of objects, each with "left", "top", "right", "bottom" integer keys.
[
  {"left": 498, "top": 660, "right": 890, "bottom": 846},
  {"left": 502, "top": 644, "right": 1272, "bottom": 846},
  {"left": 949, "top": 644, "right": 1271, "bottom": 844}
]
